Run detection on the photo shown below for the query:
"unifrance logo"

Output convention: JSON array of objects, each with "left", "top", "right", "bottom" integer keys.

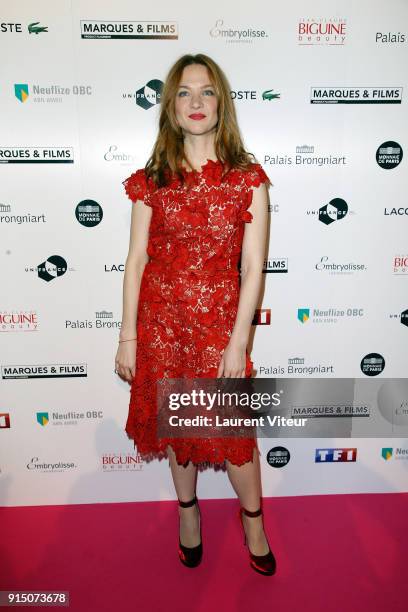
[
  {"left": 122, "top": 79, "right": 163, "bottom": 110},
  {"left": 136, "top": 79, "right": 163, "bottom": 109},
  {"left": 319, "top": 198, "right": 348, "bottom": 225}
]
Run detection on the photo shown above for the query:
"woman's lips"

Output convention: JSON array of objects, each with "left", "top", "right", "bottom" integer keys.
[{"left": 188, "top": 114, "right": 206, "bottom": 120}]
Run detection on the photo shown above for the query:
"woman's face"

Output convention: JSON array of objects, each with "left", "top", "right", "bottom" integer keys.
[{"left": 174, "top": 63, "right": 218, "bottom": 137}]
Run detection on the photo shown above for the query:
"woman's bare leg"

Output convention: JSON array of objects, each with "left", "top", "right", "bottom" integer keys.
[
  {"left": 167, "top": 444, "right": 200, "bottom": 547},
  {"left": 226, "top": 446, "right": 270, "bottom": 555}
]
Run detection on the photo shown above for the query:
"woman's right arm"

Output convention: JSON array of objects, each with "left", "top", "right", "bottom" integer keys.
[{"left": 115, "top": 200, "right": 152, "bottom": 383}]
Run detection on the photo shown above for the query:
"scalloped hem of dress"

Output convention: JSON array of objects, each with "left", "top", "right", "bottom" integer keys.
[{"left": 125, "top": 427, "right": 260, "bottom": 469}]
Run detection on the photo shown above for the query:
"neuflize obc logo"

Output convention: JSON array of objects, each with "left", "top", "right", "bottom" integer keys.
[{"left": 15, "top": 83, "right": 29, "bottom": 102}]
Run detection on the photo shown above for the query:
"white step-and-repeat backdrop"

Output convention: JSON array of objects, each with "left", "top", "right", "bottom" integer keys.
[{"left": 1, "top": 0, "right": 407, "bottom": 506}]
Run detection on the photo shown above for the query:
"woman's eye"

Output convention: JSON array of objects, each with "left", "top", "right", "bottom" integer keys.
[
  {"left": 204, "top": 90, "right": 215, "bottom": 96},
  {"left": 178, "top": 90, "right": 188, "bottom": 97}
]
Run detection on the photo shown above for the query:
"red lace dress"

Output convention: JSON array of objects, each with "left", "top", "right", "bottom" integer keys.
[{"left": 122, "top": 159, "right": 270, "bottom": 466}]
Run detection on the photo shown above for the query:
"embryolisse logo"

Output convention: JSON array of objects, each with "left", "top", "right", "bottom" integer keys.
[
  {"left": 315, "top": 255, "right": 367, "bottom": 275},
  {"left": 27, "top": 457, "right": 76, "bottom": 472},
  {"left": 210, "top": 19, "right": 269, "bottom": 42},
  {"left": 104, "top": 145, "right": 136, "bottom": 163}
]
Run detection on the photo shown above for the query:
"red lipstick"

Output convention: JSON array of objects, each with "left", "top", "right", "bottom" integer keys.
[{"left": 189, "top": 113, "right": 206, "bottom": 120}]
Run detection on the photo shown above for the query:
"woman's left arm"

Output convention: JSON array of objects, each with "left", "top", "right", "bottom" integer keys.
[{"left": 217, "top": 182, "right": 269, "bottom": 377}]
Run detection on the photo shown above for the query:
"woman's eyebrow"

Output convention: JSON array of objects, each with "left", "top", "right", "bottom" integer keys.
[{"left": 177, "top": 83, "right": 214, "bottom": 89}]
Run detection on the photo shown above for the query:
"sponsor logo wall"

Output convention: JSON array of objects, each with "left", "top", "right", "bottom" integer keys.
[{"left": 0, "top": 1, "right": 407, "bottom": 506}]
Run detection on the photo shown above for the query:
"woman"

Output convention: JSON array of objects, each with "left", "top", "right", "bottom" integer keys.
[{"left": 115, "top": 53, "right": 276, "bottom": 576}]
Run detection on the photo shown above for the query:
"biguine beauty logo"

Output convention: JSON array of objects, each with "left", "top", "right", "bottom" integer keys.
[
  {"left": 0, "top": 311, "right": 38, "bottom": 332},
  {"left": 298, "top": 17, "right": 347, "bottom": 45}
]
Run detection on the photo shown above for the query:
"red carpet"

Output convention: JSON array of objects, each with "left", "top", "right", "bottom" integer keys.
[{"left": 1, "top": 493, "right": 407, "bottom": 612}]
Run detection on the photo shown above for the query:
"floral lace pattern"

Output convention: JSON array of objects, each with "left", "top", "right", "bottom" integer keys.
[{"left": 122, "top": 159, "right": 270, "bottom": 466}]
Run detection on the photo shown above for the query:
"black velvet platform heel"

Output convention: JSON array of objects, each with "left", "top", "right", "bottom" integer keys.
[
  {"left": 178, "top": 495, "right": 202, "bottom": 568},
  {"left": 238, "top": 505, "right": 276, "bottom": 576}
]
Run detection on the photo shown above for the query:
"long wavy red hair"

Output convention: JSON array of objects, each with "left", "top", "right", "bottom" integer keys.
[{"left": 144, "top": 53, "right": 259, "bottom": 187}]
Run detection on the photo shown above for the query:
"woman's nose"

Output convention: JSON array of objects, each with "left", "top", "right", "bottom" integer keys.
[{"left": 190, "top": 94, "right": 203, "bottom": 108}]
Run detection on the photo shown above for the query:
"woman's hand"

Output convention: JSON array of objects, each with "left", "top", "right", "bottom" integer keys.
[
  {"left": 115, "top": 339, "right": 137, "bottom": 383},
  {"left": 217, "top": 339, "right": 247, "bottom": 378}
]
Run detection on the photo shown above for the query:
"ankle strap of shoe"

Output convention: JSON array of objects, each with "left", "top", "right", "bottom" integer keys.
[
  {"left": 178, "top": 495, "right": 197, "bottom": 508},
  {"left": 241, "top": 507, "right": 262, "bottom": 517}
]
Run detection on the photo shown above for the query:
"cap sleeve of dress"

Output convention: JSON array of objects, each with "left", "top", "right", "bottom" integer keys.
[
  {"left": 244, "top": 163, "right": 272, "bottom": 189},
  {"left": 122, "top": 168, "right": 153, "bottom": 207}
]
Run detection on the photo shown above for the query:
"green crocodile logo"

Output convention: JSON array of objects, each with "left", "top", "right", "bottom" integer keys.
[
  {"left": 262, "top": 89, "right": 280, "bottom": 101},
  {"left": 28, "top": 22, "right": 48, "bottom": 34}
]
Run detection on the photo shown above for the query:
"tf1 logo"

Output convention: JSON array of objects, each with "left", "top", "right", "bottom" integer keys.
[{"left": 315, "top": 448, "right": 357, "bottom": 462}]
